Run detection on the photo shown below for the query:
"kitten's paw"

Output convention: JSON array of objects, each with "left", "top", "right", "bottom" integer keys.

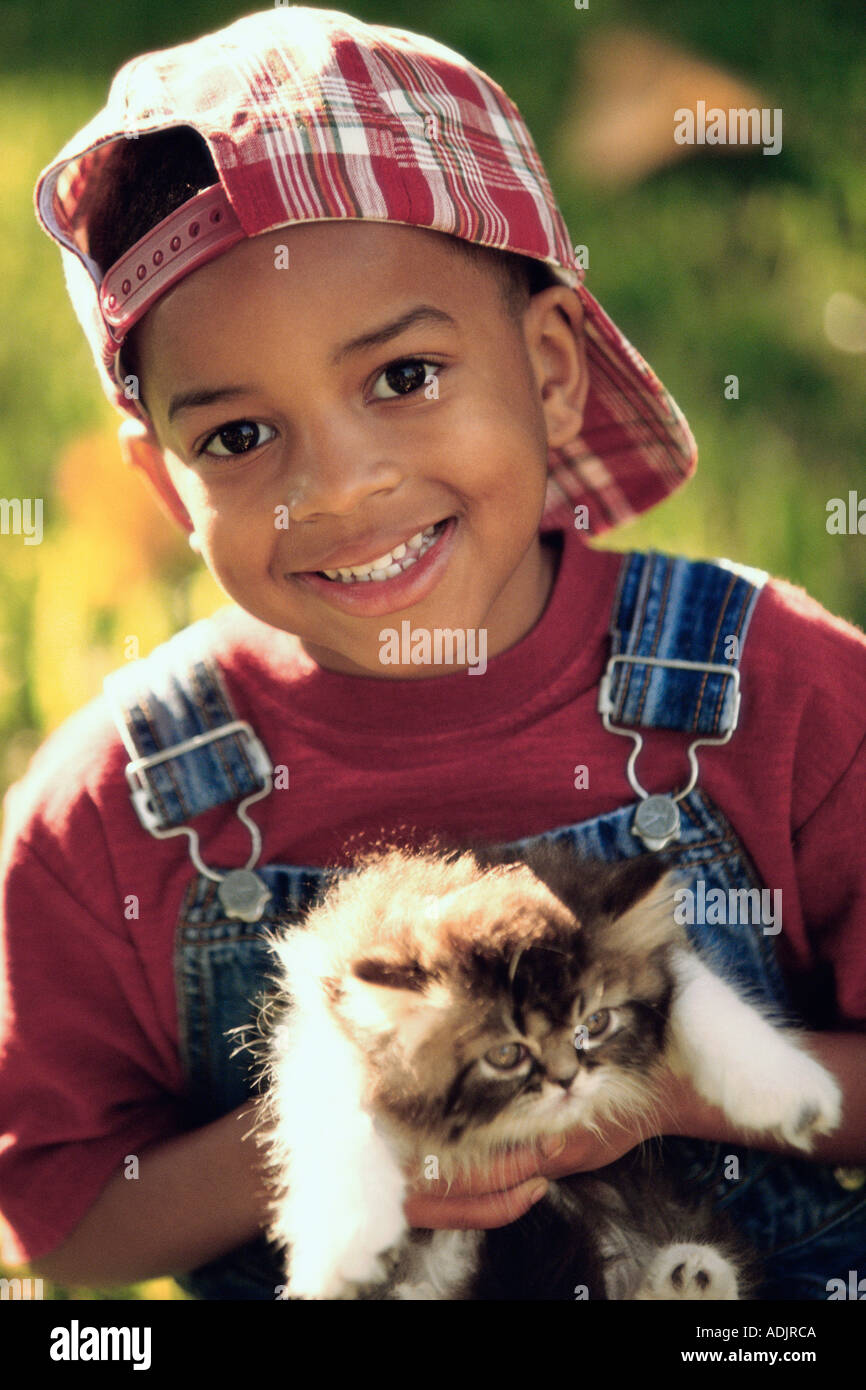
[
  {"left": 289, "top": 1252, "right": 394, "bottom": 1301},
  {"left": 287, "top": 1239, "right": 405, "bottom": 1301},
  {"left": 779, "top": 1056, "right": 842, "bottom": 1150},
  {"left": 733, "top": 1047, "right": 842, "bottom": 1152},
  {"left": 633, "top": 1244, "right": 740, "bottom": 1301},
  {"left": 671, "top": 952, "right": 841, "bottom": 1152}
]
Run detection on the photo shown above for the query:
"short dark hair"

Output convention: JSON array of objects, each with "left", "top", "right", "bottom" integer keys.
[
  {"left": 442, "top": 237, "right": 559, "bottom": 318},
  {"left": 86, "top": 128, "right": 218, "bottom": 385},
  {"left": 86, "top": 126, "right": 218, "bottom": 272},
  {"left": 85, "top": 126, "right": 557, "bottom": 384}
]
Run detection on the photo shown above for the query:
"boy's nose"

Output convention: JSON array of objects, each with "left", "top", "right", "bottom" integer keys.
[{"left": 286, "top": 426, "right": 404, "bottom": 523}]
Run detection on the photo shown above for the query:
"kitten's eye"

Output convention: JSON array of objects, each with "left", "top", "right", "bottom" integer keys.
[
  {"left": 199, "top": 421, "right": 276, "bottom": 458},
  {"left": 370, "top": 359, "right": 440, "bottom": 399},
  {"left": 483, "top": 1042, "right": 528, "bottom": 1070},
  {"left": 584, "top": 1009, "right": 611, "bottom": 1037}
]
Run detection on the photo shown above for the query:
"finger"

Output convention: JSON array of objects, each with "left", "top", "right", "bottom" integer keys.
[
  {"left": 536, "top": 1128, "right": 605, "bottom": 1178},
  {"left": 408, "top": 1135, "right": 565, "bottom": 1199},
  {"left": 405, "top": 1177, "right": 549, "bottom": 1231}
]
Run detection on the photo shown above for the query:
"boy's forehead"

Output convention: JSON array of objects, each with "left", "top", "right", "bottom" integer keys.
[
  {"left": 151, "top": 219, "right": 483, "bottom": 308},
  {"left": 136, "top": 221, "right": 503, "bottom": 409}
]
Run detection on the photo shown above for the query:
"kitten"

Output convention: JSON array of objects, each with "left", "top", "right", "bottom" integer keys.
[{"left": 259, "top": 840, "right": 841, "bottom": 1300}]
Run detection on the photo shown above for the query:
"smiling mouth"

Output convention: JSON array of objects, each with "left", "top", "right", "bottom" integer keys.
[{"left": 315, "top": 519, "right": 448, "bottom": 583}]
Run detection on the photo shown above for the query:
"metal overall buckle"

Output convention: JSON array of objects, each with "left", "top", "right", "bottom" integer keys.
[
  {"left": 123, "top": 720, "right": 274, "bottom": 921},
  {"left": 598, "top": 655, "right": 741, "bottom": 852}
]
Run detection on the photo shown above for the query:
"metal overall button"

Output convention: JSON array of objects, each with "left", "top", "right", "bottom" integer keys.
[
  {"left": 217, "top": 868, "right": 272, "bottom": 923},
  {"left": 123, "top": 720, "right": 274, "bottom": 922},
  {"left": 598, "top": 655, "right": 742, "bottom": 852},
  {"left": 632, "top": 794, "right": 682, "bottom": 852}
]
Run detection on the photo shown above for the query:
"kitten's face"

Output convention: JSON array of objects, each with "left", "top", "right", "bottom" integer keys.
[{"left": 287, "top": 843, "right": 682, "bottom": 1156}]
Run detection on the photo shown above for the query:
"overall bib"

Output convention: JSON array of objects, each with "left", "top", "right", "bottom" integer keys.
[{"left": 104, "top": 549, "right": 866, "bottom": 1300}]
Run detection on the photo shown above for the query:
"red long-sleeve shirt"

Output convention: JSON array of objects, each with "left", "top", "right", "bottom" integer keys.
[{"left": 2, "top": 529, "right": 865, "bottom": 1263}]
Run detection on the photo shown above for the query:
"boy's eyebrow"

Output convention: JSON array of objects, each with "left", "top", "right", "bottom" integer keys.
[
  {"left": 330, "top": 305, "right": 457, "bottom": 364},
  {"left": 167, "top": 305, "right": 457, "bottom": 422},
  {"left": 168, "top": 385, "right": 255, "bottom": 424}
]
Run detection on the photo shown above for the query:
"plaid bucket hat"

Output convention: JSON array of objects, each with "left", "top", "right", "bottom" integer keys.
[{"left": 33, "top": 4, "right": 696, "bottom": 535}]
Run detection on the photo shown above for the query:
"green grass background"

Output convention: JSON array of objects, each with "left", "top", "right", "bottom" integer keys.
[{"left": 0, "top": 0, "right": 863, "bottom": 1298}]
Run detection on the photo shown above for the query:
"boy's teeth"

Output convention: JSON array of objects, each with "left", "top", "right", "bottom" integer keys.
[{"left": 320, "top": 521, "right": 445, "bottom": 583}]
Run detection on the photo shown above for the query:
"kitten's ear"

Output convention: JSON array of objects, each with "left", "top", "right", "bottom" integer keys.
[
  {"left": 353, "top": 957, "right": 430, "bottom": 991},
  {"left": 593, "top": 855, "right": 673, "bottom": 920},
  {"left": 603, "top": 863, "right": 683, "bottom": 955},
  {"left": 514, "top": 840, "right": 671, "bottom": 923}
]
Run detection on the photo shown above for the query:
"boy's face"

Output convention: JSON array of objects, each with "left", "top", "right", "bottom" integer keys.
[{"left": 128, "top": 221, "right": 586, "bottom": 677}]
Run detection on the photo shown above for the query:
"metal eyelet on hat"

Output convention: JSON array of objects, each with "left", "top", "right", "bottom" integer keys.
[{"left": 96, "top": 185, "right": 246, "bottom": 348}]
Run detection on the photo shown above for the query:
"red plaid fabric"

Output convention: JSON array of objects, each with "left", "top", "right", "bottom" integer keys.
[{"left": 33, "top": 5, "right": 696, "bottom": 534}]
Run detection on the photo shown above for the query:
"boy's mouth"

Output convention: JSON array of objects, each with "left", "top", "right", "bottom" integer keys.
[
  {"left": 292, "top": 517, "right": 457, "bottom": 617},
  {"left": 316, "top": 520, "right": 445, "bottom": 583}
]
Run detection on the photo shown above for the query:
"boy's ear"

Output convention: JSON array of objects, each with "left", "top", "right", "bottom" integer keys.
[
  {"left": 523, "top": 286, "right": 589, "bottom": 451},
  {"left": 117, "top": 417, "right": 193, "bottom": 534}
]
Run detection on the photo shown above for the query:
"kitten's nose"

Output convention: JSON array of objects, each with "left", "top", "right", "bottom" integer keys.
[{"left": 548, "top": 1042, "right": 579, "bottom": 1088}]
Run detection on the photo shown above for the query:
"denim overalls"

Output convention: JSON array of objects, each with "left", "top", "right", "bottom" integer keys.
[{"left": 104, "top": 549, "right": 866, "bottom": 1300}]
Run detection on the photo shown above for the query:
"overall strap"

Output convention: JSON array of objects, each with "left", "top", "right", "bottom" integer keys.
[
  {"left": 598, "top": 550, "right": 768, "bottom": 851},
  {"left": 601, "top": 549, "right": 768, "bottom": 736},
  {"left": 103, "top": 617, "right": 271, "bottom": 834}
]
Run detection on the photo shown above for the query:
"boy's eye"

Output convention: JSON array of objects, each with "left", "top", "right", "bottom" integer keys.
[
  {"left": 199, "top": 421, "right": 276, "bottom": 458},
  {"left": 370, "top": 358, "right": 440, "bottom": 400}
]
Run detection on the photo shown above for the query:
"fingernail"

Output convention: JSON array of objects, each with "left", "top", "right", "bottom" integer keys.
[
  {"left": 529, "top": 1180, "right": 549, "bottom": 1205},
  {"left": 541, "top": 1134, "right": 566, "bottom": 1158}
]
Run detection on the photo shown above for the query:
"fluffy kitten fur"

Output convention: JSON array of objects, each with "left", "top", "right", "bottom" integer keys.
[{"left": 259, "top": 840, "right": 841, "bottom": 1300}]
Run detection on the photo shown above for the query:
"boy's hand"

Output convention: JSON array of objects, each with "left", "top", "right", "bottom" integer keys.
[
  {"left": 403, "top": 1137, "right": 561, "bottom": 1230},
  {"left": 403, "top": 1067, "right": 691, "bottom": 1231}
]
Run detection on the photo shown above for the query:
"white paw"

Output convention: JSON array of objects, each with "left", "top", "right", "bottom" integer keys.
[
  {"left": 727, "top": 1045, "right": 842, "bottom": 1152},
  {"left": 289, "top": 1243, "right": 401, "bottom": 1301},
  {"left": 633, "top": 1244, "right": 740, "bottom": 1301},
  {"left": 669, "top": 951, "right": 842, "bottom": 1152}
]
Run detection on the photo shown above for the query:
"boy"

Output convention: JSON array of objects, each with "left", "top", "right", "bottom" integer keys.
[{"left": 2, "top": 6, "right": 865, "bottom": 1299}]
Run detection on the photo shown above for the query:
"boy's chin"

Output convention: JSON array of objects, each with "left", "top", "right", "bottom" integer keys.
[
  {"left": 299, "top": 641, "right": 486, "bottom": 681},
  {"left": 298, "top": 609, "right": 493, "bottom": 679}
]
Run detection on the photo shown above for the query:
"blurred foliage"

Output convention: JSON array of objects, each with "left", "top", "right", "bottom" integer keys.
[
  {"left": 0, "top": 1264, "right": 191, "bottom": 1300},
  {"left": 0, "top": 0, "right": 864, "bottom": 1298}
]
